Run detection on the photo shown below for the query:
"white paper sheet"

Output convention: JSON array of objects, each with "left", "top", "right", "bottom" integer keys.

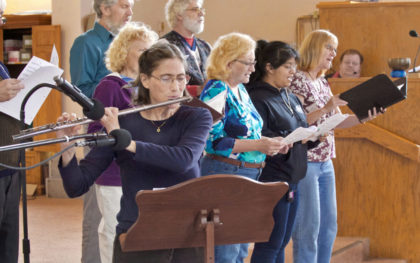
[
  {"left": 0, "top": 56, "right": 63, "bottom": 124},
  {"left": 283, "top": 126, "right": 318, "bottom": 144},
  {"left": 204, "top": 90, "right": 227, "bottom": 114},
  {"left": 283, "top": 113, "right": 349, "bottom": 144},
  {"left": 50, "top": 44, "right": 59, "bottom": 66},
  {"left": 316, "top": 113, "right": 349, "bottom": 135}
]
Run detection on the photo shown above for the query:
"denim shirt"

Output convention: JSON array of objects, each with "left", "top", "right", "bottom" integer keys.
[
  {"left": 70, "top": 22, "right": 113, "bottom": 98},
  {"left": 200, "top": 79, "right": 265, "bottom": 163}
]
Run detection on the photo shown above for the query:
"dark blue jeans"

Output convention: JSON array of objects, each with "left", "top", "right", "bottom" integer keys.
[
  {"left": 0, "top": 172, "right": 20, "bottom": 263},
  {"left": 251, "top": 183, "right": 298, "bottom": 263}
]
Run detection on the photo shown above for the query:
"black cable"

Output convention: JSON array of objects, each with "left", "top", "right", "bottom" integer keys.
[{"left": 0, "top": 143, "right": 76, "bottom": 170}]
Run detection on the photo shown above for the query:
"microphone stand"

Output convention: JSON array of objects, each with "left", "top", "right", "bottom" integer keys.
[
  {"left": 0, "top": 132, "right": 108, "bottom": 152},
  {"left": 413, "top": 45, "right": 420, "bottom": 73},
  {"left": 19, "top": 82, "right": 57, "bottom": 263}
]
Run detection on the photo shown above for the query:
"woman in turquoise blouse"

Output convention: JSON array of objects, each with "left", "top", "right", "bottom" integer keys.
[{"left": 199, "top": 32, "right": 289, "bottom": 263}]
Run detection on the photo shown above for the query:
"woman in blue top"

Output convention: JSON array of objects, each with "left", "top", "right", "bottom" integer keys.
[
  {"left": 57, "top": 41, "right": 212, "bottom": 263},
  {"left": 199, "top": 32, "right": 289, "bottom": 263}
]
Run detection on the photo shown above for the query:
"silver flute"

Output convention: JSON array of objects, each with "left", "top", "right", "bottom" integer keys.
[{"left": 13, "top": 96, "right": 192, "bottom": 141}]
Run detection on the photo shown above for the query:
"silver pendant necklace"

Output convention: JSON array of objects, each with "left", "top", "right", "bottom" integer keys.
[{"left": 281, "top": 89, "right": 294, "bottom": 116}]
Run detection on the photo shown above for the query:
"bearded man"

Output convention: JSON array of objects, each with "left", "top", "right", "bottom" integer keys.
[{"left": 163, "top": 0, "right": 211, "bottom": 95}]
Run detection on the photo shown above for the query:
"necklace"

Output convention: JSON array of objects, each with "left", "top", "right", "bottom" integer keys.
[
  {"left": 150, "top": 120, "right": 167, "bottom": 133},
  {"left": 281, "top": 89, "right": 294, "bottom": 116}
]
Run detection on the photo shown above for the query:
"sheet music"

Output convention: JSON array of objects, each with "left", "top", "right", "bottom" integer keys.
[
  {"left": 50, "top": 44, "right": 59, "bottom": 66},
  {"left": 0, "top": 56, "right": 63, "bottom": 124},
  {"left": 204, "top": 90, "right": 226, "bottom": 114},
  {"left": 283, "top": 113, "right": 349, "bottom": 144},
  {"left": 316, "top": 113, "right": 349, "bottom": 135},
  {"left": 283, "top": 126, "right": 318, "bottom": 144}
]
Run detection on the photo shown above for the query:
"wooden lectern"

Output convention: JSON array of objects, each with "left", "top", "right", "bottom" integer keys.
[{"left": 119, "top": 174, "right": 289, "bottom": 263}]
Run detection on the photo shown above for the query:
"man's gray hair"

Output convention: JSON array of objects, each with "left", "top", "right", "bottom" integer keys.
[
  {"left": 165, "top": 0, "right": 204, "bottom": 28},
  {"left": 93, "top": 0, "right": 118, "bottom": 18}
]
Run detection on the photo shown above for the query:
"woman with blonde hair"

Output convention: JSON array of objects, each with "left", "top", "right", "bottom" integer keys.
[
  {"left": 87, "top": 21, "right": 158, "bottom": 263},
  {"left": 289, "top": 29, "right": 381, "bottom": 263},
  {"left": 200, "top": 32, "right": 289, "bottom": 263}
]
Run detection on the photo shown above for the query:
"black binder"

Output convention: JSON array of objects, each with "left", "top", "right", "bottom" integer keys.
[
  {"left": 183, "top": 97, "right": 224, "bottom": 123},
  {"left": 339, "top": 74, "right": 407, "bottom": 121}
]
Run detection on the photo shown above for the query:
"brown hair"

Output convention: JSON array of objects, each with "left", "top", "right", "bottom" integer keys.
[
  {"left": 131, "top": 40, "right": 188, "bottom": 105},
  {"left": 340, "top": 49, "right": 363, "bottom": 64}
]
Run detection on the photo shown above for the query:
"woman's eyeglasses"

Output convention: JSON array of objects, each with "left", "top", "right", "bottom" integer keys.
[
  {"left": 150, "top": 74, "right": 191, "bottom": 86},
  {"left": 234, "top": 59, "right": 257, "bottom": 67}
]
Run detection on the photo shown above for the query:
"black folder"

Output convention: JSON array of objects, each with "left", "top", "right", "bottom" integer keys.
[
  {"left": 339, "top": 74, "right": 407, "bottom": 121},
  {"left": 183, "top": 97, "right": 224, "bottom": 123}
]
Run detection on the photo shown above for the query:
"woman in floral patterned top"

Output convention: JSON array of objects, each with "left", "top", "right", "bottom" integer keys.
[
  {"left": 289, "top": 30, "right": 381, "bottom": 263},
  {"left": 199, "top": 32, "right": 289, "bottom": 263}
]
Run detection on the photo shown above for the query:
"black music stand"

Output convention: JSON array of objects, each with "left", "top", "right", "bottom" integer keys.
[{"left": 119, "top": 174, "right": 289, "bottom": 263}]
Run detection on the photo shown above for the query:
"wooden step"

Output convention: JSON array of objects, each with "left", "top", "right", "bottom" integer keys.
[
  {"left": 331, "top": 237, "right": 369, "bottom": 263},
  {"left": 244, "top": 237, "right": 405, "bottom": 263},
  {"left": 363, "top": 259, "right": 407, "bottom": 263}
]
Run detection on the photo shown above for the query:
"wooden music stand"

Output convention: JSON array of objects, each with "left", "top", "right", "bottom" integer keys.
[{"left": 119, "top": 174, "right": 289, "bottom": 263}]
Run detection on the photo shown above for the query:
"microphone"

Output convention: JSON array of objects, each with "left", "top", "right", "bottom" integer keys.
[
  {"left": 409, "top": 30, "right": 418, "bottom": 38},
  {"left": 54, "top": 76, "right": 105, "bottom": 120},
  {"left": 78, "top": 129, "right": 132, "bottom": 151},
  {"left": 409, "top": 30, "right": 420, "bottom": 73}
]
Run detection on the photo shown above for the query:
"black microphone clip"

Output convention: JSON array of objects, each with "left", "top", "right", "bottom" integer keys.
[
  {"left": 409, "top": 30, "right": 420, "bottom": 73},
  {"left": 78, "top": 129, "right": 132, "bottom": 151},
  {"left": 53, "top": 76, "right": 105, "bottom": 120}
]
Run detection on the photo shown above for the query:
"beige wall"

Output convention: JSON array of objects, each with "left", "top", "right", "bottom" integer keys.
[
  {"left": 132, "top": 0, "right": 334, "bottom": 46},
  {"left": 53, "top": 0, "right": 328, "bottom": 114},
  {"left": 5, "top": 0, "right": 51, "bottom": 14},
  {"left": 50, "top": 0, "right": 415, "bottom": 115}
]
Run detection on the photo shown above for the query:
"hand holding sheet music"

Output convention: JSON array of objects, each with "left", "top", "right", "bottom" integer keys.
[
  {"left": 0, "top": 56, "right": 63, "bottom": 124},
  {"left": 283, "top": 113, "right": 349, "bottom": 144}
]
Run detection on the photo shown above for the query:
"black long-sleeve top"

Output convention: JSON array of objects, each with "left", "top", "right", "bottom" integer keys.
[{"left": 248, "top": 81, "right": 318, "bottom": 183}]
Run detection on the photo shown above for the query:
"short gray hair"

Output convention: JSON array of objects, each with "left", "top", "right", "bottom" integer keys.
[
  {"left": 165, "top": 0, "right": 204, "bottom": 28},
  {"left": 93, "top": 0, "right": 118, "bottom": 18}
]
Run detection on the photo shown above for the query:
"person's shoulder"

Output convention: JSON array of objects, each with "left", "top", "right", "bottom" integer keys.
[
  {"left": 195, "top": 37, "right": 211, "bottom": 50},
  {"left": 201, "top": 79, "right": 228, "bottom": 99},
  {"left": 247, "top": 82, "right": 272, "bottom": 99},
  {"left": 290, "top": 70, "right": 309, "bottom": 87},
  {"left": 96, "top": 74, "right": 126, "bottom": 89},
  {"left": 292, "top": 70, "right": 307, "bottom": 81},
  {"left": 161, "top": 31, "right": 178, "bottom": 41},
  {"left": 71, "top": 29, "right": 99, "bottom": 50},
  {"left": 205, "top": 79, "right": 227, "bottom": 90}
]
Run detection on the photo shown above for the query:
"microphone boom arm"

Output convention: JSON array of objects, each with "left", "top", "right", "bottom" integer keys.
[
  {"left": 413, "top": 45, "right": 420, "bottom": 73},
  {"left": 0, "top": 132, "right": 108, "bottom": 152}
]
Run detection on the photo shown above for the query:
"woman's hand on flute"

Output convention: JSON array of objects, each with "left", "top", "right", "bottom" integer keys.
[
  {"left": 100, "top": 107, "right": 121, "bottom": 134},
  {"left": 56, "top": 112, "right": 82, "bottom": 166}
]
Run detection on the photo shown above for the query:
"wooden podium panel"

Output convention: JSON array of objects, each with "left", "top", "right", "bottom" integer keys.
[
  {"left": 317, "top": 2, "right": 420, "bottom": 77},
  {"left": 120, "top": 174, "right": 289, "bottom": 261},
  {"left": 329, "top": 77, "right": 420, "bottom": 263}
]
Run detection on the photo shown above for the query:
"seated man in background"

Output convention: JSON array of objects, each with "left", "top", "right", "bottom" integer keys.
[
  {"left": 162, "top": 0, "right": 211, "bottom": 96},
  {"left": 326, "top": 49, "right": 363, "bottom": 78}
]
